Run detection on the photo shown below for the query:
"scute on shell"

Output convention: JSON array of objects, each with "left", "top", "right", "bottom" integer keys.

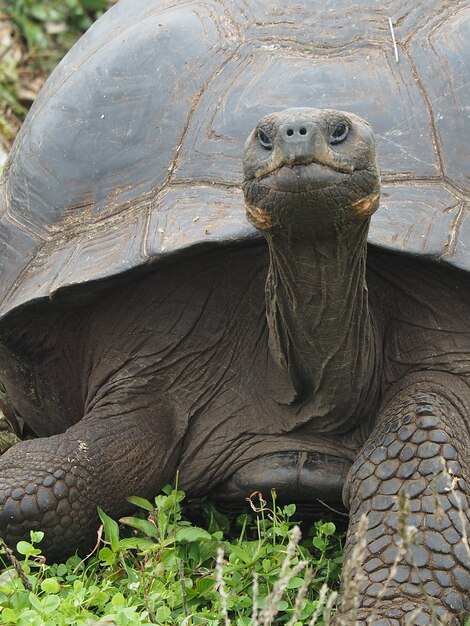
[{"left": 0, "top": 0, "right": 468, "bottom": 320}]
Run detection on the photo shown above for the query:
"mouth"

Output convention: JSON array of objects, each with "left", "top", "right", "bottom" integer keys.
[
  {"left": 253, "top": 160, "right": 353, "bottom": 193},
  {"left": 244, "top": 161, "right": 379, "bottom": 230},
  {"left": 254, "top": 156, "right": 355, "bottom": 181}
]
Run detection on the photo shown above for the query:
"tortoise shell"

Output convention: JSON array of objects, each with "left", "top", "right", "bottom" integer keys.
[{"left": 0, "top": 0, "right": 468, "bottom": 320}]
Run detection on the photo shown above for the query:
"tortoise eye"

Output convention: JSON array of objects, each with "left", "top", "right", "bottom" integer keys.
[
  {"left": 330, "top": 121, "right": 349, "bottom": 145},
  {"left": 258, "top": 129, "right": 273, "bottom": 150}
]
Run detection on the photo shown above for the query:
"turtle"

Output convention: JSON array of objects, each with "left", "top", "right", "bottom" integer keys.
[{"left": 0, "top": 0, "right": 469, "bottom": 623}]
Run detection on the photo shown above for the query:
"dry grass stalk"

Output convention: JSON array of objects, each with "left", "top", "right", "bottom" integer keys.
[
  {"left": 453, "top": 487, "right": 470, "bottom": 560},
  {"left": 286, "top": 568, "right": 314, "bottom": 626},
  {"left": 215, "top": 546, "right": 231, "bottom": 626},
  {"left": 260, "top": 560, "right": 308, "bottom": 624},
  {"left": 252, "top": 572, "right": 260, "bottom": 626},
  {"left": 258, "top": 525, "right": 309, "bottom": 625},
  {"left": 405, "top": 607, "right": 425, "bottom": 625},
  {"left": 371, "top": 489, "right": 417, "bottom": 607},
  {"left": 307, "top": 583, "right": 329, "bottom": 626},
  {"left": 323, "top": 589, "right": 338, "bottom": 626},
  {"left": 371, "top": 460, "right": 465, "bottom": 626},
  {"left": 335, "top": 513, "right": 368, "bottom": 625},
  {"left": 430, "top": 457, "right": 448, "bottom": 523}
]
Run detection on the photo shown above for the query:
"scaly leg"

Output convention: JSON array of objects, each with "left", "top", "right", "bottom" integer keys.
[
  {"left": 0, "top": 402, "right": 182, "bottom": 561},
  {"left": 338, "top": 375, "right": 470, "bottom": 625}
]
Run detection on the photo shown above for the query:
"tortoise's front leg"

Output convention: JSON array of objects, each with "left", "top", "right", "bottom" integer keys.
[
  {"left": 0, "top": 409, "right": 181, "bottom": 561},
  {"left": 338, "top": 376, "right": 470, "bottom": 625}
]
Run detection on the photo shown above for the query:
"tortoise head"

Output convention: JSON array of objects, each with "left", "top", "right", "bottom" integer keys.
[{"left": 242, "top": 108, "right": 380, "bottom": 237}]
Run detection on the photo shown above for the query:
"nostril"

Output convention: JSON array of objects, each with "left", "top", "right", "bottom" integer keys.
[{"left": 285, "top": 126, "right": 308, "bottom": 138}]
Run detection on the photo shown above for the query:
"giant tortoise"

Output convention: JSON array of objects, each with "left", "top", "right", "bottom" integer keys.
[{"left": 0, "top": 0, "right": 469, "bottom": 623}]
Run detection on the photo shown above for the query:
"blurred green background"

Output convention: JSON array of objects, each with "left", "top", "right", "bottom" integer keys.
[{"left": 0, "top": 0, "right": 115, "bottom": 163}]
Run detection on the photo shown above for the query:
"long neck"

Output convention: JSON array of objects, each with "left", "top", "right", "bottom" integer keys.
[{"left": 265, "top": 221, "right": 377, "bottom": 432}]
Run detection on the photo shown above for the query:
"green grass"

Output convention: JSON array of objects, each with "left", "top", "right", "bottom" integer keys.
[
  {"left": 5, "top": 0, "right": 111, "bottom": 64},
  {"left": 0, "top": 487, "right": 344, "bottom": 625}
]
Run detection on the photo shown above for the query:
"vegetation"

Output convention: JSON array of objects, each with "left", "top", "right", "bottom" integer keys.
[{"left": 0, "top": 487, "right": 344, "bottom": 625}]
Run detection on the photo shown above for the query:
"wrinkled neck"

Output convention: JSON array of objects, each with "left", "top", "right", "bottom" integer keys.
[{"left": 265, "top": 221, "right": 376, "bottom": 432}]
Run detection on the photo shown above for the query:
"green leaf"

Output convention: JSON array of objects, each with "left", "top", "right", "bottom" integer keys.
[
  {"left": 187, "top": 541, "right": 200, "bottom": 565},
  {"left": 228, "top": 545, "right": 253, "bottom": 565},
  {"left": 15, "top": 609, "right": 42, "bottom": 625},
  {"left": 98, "top": 546, "right": 116, "bottom": 565},
  {"left": 81, "top": 0, "right": 108, "bottom": 10},
  {"left": 157, "top": 490, "right": 184, "bottom": 513},
  {"left": 98, "top": 507, "right": 120, "bottom": 552},
  {"left": 29, "top": 531, "right": 44, "bottom": 544},
  {"left": 1, "top": 608, "right": 18, "bottom": 623},
  {"left": 55, "top": 563, "right": 68, "bottom": 577},
  {"left": 28, "top": 592, "right": 43, "bottom": 612},
  {"left": 111, "top": 591, "right": 126, "bottom": 608},
  {"left": 119, "top": 516, "right": 159, "bottom": 539},
  {"left": 29, "top": 5, "right": 62, "bottom": 22},
  {"left": 118, "top": 537, "right": 156, "bottom": 551},
  {"left": 65, "top": 554, "right": 82, "bottom": 570},
  {"left": 40, "top": 577, "right": 60, "bottom": 593},
  {"left": 16, "top": 541, "right": 41, "bottom": 557},
  {"left": 156, "top": 605, "right": 171, "bottom": 622},
  {"left": 312, "top": 537, "right": 327, "bottom": 551},
  {"left": 198, "top": 537, "right": 218, "bottom": 564},
  {"left": 283, "top": 503, "right": 296, "bottom": 518},
  {"left": 195, "top": 577, "right": 215, "bottom": 594},
  {"left": 321, "top": 522, "right": 336, "bottom": 536},
  {"left": 202, "top": 503, "right": 231, "bottom": 535},
  {"left": 286, "top": 576, "right": 305, "bottom": 589},
  {"left": 175, "top": 527, "right": 212, "bottom": 543},
  {"left": 42, "top": 595, "right": 61, "bottom": 611},
  {"left": 127, "top": 496, "right": 154, "bottom": 512},
  {"left": 262, "top": 558, "right": 272, "bottom": 572},
  {"left": 183, "top": 577, "right": 193, "bottom": 589},
  {"left": 13, "top": 15, "right": 47, "bottom": 50}
]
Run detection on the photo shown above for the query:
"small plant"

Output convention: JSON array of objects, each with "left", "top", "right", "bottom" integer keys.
[
  {"left": 0, "top": 487, "right": 345, "bottom": 625},
  {"left": 6, "top": 0, "right": 112, "bottom": 66}
]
